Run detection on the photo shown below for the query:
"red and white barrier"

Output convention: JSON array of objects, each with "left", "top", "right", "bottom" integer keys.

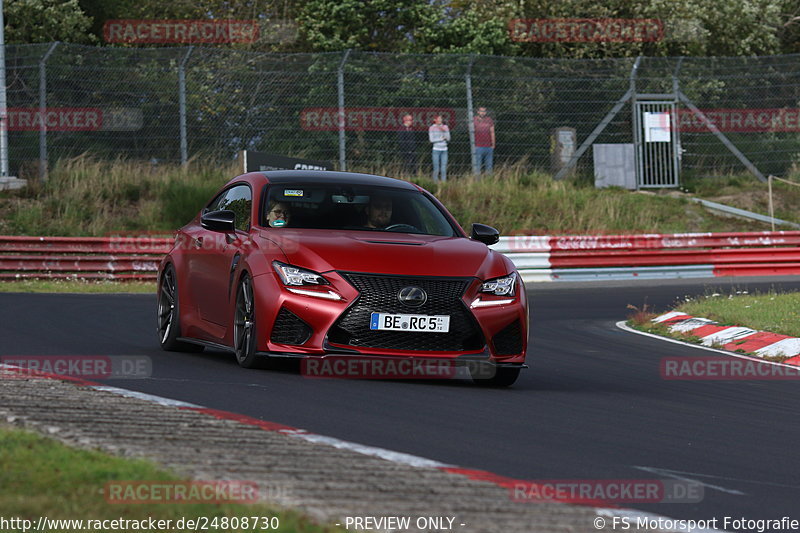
[
  {"left": 0, "top": 235, "right": 171, "bottom": 280},
  {"left": 653, "top": 311, "right": 800, "bottom": 366},
  {"left": 491, "top": 231, "right": 800, "bottom": 282},
  {"left": 3, "top": 231, "right": 800, "bottom": 282}
]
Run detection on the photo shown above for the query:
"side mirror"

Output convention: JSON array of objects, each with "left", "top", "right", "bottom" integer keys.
[
  {"left": 471, "top": 223, "right": 500, "bottom": 245},
  {"left": 201, "top": 209, "right": 236, "bottom": 233}
]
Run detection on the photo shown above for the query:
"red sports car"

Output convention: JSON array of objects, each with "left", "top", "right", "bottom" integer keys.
[{"left": 157, "top": 171, "right": 528, "bottom": 386}]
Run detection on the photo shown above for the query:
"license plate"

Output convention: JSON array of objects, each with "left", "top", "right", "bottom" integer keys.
[{"left": 370, "top": 313, "right": 450, "bottom": 333}]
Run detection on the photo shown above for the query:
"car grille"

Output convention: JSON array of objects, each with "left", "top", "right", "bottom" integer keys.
[
  {"left": 328, "top": 273, "right": 484, "bottom": 352},
  {"left": 271, "top": 308, "right": 312, "bottom": 345},
  {"left": 492, "top": 319, "right": 523, "bottom": 356}
]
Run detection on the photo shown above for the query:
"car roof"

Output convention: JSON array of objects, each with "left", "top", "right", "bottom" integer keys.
[{"left": 261, "top": 170, "right": 419, "bottom": 190}]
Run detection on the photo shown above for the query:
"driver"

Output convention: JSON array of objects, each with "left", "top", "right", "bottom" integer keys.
[
  {"left": 365, "top": 195, "right": 392, "bottom": 228},
  {"left": 267, "top": 200, "right": 291, "bottom": 228}
]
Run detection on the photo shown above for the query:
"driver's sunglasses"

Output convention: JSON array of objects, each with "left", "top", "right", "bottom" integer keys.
[{"left": 270, "top": 209, "right": 289, "bottom": 217}]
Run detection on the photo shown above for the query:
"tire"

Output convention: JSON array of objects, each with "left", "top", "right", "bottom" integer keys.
[
  {"left": 158, "top": 264, "right": 204, "bottom": 352},
  {"left": 470, "top": 364, "right": 521, "bottom": 387},
  {"left": 233, "top": 274, "right": 261, "bottom": 368}
]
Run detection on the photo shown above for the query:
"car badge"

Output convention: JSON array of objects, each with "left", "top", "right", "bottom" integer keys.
[{"left": 397, "top": 286, "right": 427, "bottom": 307}]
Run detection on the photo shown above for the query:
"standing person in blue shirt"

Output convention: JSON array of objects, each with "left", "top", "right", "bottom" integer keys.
[{"left": 428, "top": 114, "right": 450, "bottom": 182}]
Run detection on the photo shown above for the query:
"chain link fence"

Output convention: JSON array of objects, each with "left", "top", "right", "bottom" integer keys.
[{"left": 5, "top": 43, "right": 800, "bottom": 180}]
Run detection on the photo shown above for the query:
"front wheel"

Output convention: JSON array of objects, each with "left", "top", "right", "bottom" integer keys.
[
  {"left": 157, "top": 264, "right": 203, "bottom": 352},
  {"left": 233, "top": 274, "right": 261, "bottom": 368}
]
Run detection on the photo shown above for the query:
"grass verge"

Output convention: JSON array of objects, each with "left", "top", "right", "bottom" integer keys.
[
  {"left": 684, "top": 173, "right": 800, "bottom": 225},
  {"left": 625, "top": 303, "right": 706, "bottom": 346},
  {"left": 0, "top": 156, "right": 779, "bottom": 237},
  {"left": 0, "top": 280, "right": 156, "bottom": 293},
  {"left": 675, "top": 290, "right": 800, "bottom": 338},
  {"left": 626, "top": 291, "right": 800, "bottom": 362},
  {"left": 0, "top": 425, "right": 344, "bottom": 533}
]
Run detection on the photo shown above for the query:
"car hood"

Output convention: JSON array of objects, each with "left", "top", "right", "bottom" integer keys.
[{"left": 257, "top": 229, "right": 507, "bottom": 278}]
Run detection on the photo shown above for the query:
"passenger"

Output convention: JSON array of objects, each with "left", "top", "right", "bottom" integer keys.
[
  {"left": 267, "top": 201, "right": 291, "bottom": 228},
  {"left": 365, "top": 196, "right": 392, "bottom": 229}
]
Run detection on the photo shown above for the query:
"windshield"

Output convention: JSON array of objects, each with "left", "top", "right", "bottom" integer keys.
[{"left": 262, "top": 184, "right": 458, "bottom": 237}]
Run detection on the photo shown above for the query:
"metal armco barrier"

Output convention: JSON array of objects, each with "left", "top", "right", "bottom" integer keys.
[
  {"left": 2, "top": 231, "right": 800, "bottom": 282},
  {"left": 0, "top": 236, "right": 172, "bottom": 280},
  {"left": 490, "top": 231, "right": 800, "bottom": 283}
]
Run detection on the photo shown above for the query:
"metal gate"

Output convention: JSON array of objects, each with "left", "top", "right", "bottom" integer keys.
[{"left": 634, "top": 100, "right": 680, "bottom": 188}]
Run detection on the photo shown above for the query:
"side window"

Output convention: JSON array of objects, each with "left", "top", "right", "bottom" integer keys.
[
  {"left": 205, "top": 192, "right": 225, "bottom": 213},
  {"left": 211, "top": 185, "right": 252, "bottom": 232}
]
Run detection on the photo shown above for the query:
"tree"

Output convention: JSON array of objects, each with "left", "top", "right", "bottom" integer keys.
[
  {"left": 779, "top": 0, "right": 800, "bottom": 53},
  {"left": 5, "top": 0, "right": 96, "bottom": 44},
  {"left": 412, "top": 5, "right": 518, "bottom": 55},
  {"left": 296, "top": 0, "right": 438, "bottom": 52},
  {"left": 78, "top": 0, "right": 303, "bottom": 50},
  {"left": 504, "top": 0, "right": 787, "bottom": 58},
  {"left": 295, "top": 0, "right": 521, "bottom": 55}
]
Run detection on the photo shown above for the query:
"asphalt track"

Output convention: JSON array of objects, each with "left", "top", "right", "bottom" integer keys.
[{"left": 3, "top": 277, "right": 800, "bottom": 530}]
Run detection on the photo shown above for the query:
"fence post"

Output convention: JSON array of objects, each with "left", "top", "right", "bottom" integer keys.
[
  {"left": 0, "top": 2, "right": 8, "bottom": 177},
  {"left": 630, "top": 56, "right": 642, "bottom": 189},
  {"left": 465, "top": 55, "right": 477, "bottom": 176},
  {"left": 38, "top": 42, "right": 59, "bottom": 182},
  {"left": 337, "top": 49, "right": 351, "bottom": 171},
  {"left": 178, "top": 46, "right": 194, "bottom": 166},
  {"left": 768, "top": 175, "right": 775, "bottom": 231},
  {"left": 671, "top": 57, "right": 684, "bottom": 184},
  {"left": 671, "top": 57, "right": 683, "bottom": 99}
]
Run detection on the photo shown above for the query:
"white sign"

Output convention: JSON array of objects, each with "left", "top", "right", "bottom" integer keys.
[{"left": 644, "top": 111, "right": 671, "bottom": 142}]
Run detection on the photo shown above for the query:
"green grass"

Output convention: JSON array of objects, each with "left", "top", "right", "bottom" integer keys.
[
  {"left": 0, "top": 156, "right": 781, "bottom": 237},
  {"left": 0, "top": 280, "right": 156, "bottom": 293},
  {"left": 0, "top": 426, "right": 344, "bottom": 533},
  {"left": 431, "top": 171, "right": 758, "bottom": 235},
  {"left": 626, "top": 290, "right": 800, "bottom": 362},
  {"left": 0, "top": 156, "right": 234, "bottom": 237},
  {"left": 683, "top": 173, "right": 800, "bottom": 225},
  {"left": 675, "top": 290, "right": 800, "bottom": 338}
]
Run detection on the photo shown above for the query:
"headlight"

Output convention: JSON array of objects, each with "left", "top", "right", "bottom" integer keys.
[
  {"left": 480, "top": 272, "right": 516, "bottom": 296},
  {"left": 273, "top": 261, "right": 329, "bottom": 286}
]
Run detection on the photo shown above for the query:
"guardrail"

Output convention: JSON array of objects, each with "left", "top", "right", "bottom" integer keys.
[
  {"left": 2, "top": 232, "right": 800, "bottom": 283},
  {"left": 0, "top": 236, "right": 171, "bottom": 280},
  {"left": 490, "top": 231, "right": 800, "bottom": 282}
]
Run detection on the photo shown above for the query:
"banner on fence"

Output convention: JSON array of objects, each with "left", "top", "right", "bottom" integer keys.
[{"left": 241, "top": 151, "right": 332, "bottom": 172}]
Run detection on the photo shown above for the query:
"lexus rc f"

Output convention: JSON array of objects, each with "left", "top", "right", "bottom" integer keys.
[{"left": 157, "top": 171, "right": 528, "bottom": 386}]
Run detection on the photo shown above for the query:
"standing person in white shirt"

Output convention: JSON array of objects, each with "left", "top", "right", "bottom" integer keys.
[{"left": 428, "top": 114, "right": 451, "bottom": 182}]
